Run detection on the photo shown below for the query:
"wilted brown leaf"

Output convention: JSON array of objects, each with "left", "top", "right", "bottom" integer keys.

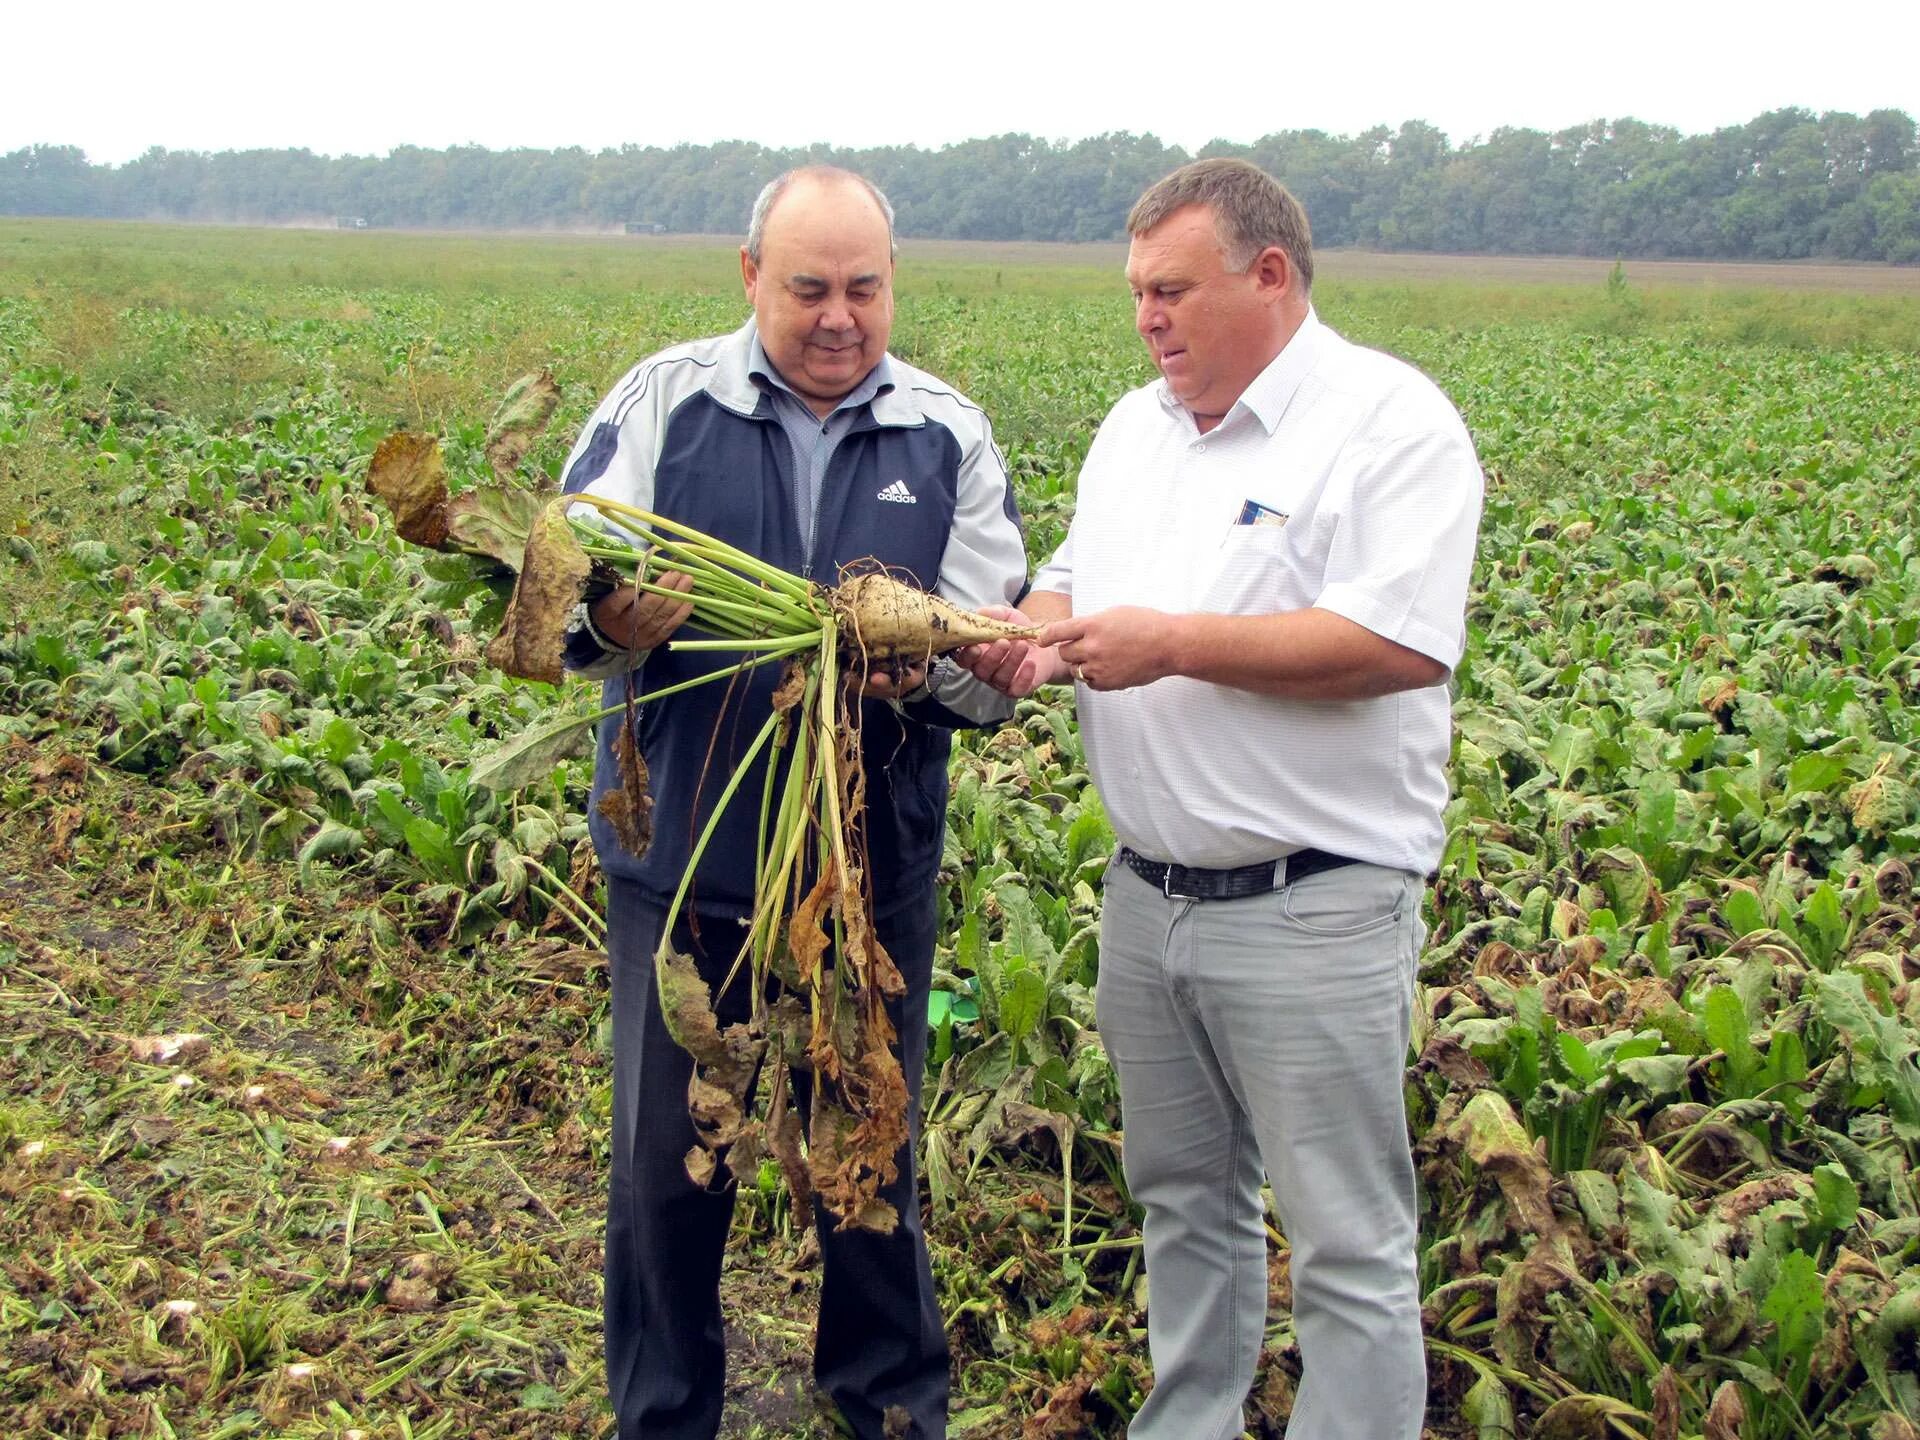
[
  {"left": 1415, "top": 1032, "right": 1493, "bottom": 1090},
  {"left": 48, "top": 804, "right": 83, "bottom": 861},
  {"left": 789, "top": 861, "right": 836, "bottom": 989},
  {"left": 1703, "top": 1381, "right": 1745, "bottom": 1440},
  {"left": 366, "top": 432, "right": 451, "bottom": 548},
  {"left": 1700, "top": 675, "right": 1740, "bottom": 716},
  {"left": 484, "top": 369, "right": 562, "bottom": 482},
  {"left": 597, "top": 709, "right": 653, "bottom": 857},
  {"left": 809, "top": 1094, "right": 900, "bottom": 1234},
  {"left": 1449, "top": 1090, "right": 1558, "bottom": 1238},
  {"left": 1023, "top": 1377, "right": 1094, "bottom": 1438},
  {"left": 1533, "top": 1393, "right": 1651, "bottom": 1439},
  {"left": 1649, "top": 1364, "right": 1681, "bottom": 1440},
  {"left": 1493, "top": 1235, "right": 1576, "bottom": 1368},
  {"left": 849, "top": 1041, "right": 910, "bottom": 1183},
  {"left": 765, "top": 1059, "right": 814, "bottom": 1229},
  {"left": 485, "top": 498, "right": 591, "bottom": 684},
  {"left": 685, "top": 1145, "right": 717, "bottom": 1188}
]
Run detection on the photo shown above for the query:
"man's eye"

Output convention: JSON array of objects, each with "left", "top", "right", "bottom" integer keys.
[{"left": 849, "top": 289, "right": 876, "bottom": 303}]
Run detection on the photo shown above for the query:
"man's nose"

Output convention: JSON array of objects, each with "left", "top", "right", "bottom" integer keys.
[
  {"left": 818, "top": 293, "right": 856, "bottom": 332},
  {"left": 1134, "top": 294, "right": 1163, "bottom": 337}
]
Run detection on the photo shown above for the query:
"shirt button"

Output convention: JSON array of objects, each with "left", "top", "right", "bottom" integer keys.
[{"left": 1194, "top": 443, "right": 1207, "bottom": 453}]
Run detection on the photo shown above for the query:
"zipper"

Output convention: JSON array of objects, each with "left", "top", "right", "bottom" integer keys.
[{"left": 803, "top": 419, "right": 846, "bottom": 582}]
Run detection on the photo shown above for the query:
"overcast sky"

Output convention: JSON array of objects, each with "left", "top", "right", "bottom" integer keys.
[{"left": 7, "top": 0, "right": 1916, "bottom": 165}]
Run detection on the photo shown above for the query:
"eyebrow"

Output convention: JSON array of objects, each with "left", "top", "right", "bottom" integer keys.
[{"left": 788, "top": 273, "right": 884, "bottom": 289}]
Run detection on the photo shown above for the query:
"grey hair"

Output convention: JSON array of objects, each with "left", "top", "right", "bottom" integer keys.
[
  {"left": 746, "top": 166, "right": 898, "bottom": 265},
  {"left": 1127, "top": 158, "right": 1313, "bottom": 293}
]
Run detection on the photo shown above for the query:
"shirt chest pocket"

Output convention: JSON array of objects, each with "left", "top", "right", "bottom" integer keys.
[{"left": 1194, "top": 524, "right": 1320, "bottom": 616}]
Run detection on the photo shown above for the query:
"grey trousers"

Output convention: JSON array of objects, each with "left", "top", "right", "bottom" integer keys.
[{"left": 1096, "top": 858, "right": 1427, "bottom": 1440}]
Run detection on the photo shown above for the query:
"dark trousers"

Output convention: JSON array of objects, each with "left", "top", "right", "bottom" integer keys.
[{"left": 603, "top": 877, "right": 949, "bottom": 1439}]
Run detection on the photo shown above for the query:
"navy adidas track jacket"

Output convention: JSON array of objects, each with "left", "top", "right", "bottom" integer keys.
[{"left": 559, "top": 321, "right": 1029, "bottom": 920}]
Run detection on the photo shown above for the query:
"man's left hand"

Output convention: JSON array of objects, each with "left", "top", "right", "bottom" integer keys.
[{"left": 1039, "top": 608, "right": 1182, "bottom": 691}]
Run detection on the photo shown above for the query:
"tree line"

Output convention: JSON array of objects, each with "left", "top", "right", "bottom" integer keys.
[{"left": 5, "top": 108, "right": 1917, "bottom": 262}]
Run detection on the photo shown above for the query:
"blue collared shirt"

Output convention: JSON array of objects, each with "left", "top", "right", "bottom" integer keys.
[{"left": 748, "top": 333, "right": 895, "bottom": 557}]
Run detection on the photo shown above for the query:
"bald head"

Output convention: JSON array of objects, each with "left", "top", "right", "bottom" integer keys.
[
  {"left": 740, "top": 168, "right": 897, "bottom": 417},
  {"left": 746, "top": 166, "right": 897, "bottom": 266}
]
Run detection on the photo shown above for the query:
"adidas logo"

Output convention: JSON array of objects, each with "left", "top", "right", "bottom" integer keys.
[{"left": 876, "top": 480, "right": 917, "bottom": 504}]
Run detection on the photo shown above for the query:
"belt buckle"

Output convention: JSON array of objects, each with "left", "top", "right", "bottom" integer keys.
[{"left": 1163, "top": 863, "right": 1198, "bottom": 900}]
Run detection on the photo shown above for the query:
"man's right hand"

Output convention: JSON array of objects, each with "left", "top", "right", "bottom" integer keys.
[
  {"left": 591, "top": 571, "right": 695, "bottom": 651},
  {"left": 954, "top": 603, "right": 1070, "bottom": 697}
]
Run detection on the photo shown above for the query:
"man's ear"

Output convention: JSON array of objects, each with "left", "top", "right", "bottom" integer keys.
[
  {"left": 1251, "top": 245, "right": 1292, "bottom": 299},
  {"left": 740, "top": 246, "right": 759, "bottom": 303}
]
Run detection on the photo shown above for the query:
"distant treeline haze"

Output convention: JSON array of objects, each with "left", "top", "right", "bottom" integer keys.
[{"left": 6, "top": 108, "right": 1918, "bottom": 261}]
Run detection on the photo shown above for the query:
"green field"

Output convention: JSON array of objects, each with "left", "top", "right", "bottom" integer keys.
[{"left": 4, "top": 220, "right": 1920, "bottom": 1439}]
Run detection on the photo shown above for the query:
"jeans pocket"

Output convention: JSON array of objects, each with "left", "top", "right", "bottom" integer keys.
[{"left": 1281, "top": 865, "right": 1407, "bottom": 938}]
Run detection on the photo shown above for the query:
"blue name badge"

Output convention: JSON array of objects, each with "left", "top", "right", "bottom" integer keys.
[{"left": 1235, "top": 498, "right": 1290, "bottom": 528}]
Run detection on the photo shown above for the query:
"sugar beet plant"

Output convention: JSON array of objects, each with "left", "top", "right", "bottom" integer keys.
[{"left": 367, "top": 393, "right": 1035, "bottom": 1231}]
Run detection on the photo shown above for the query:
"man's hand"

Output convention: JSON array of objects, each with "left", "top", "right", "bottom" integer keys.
[
  {"left": 590, "top": 571, "right": 695, "bottom": 651},
  {"left": 1039, "top": 607, "right": 1182, "bottom": 691},
  {"left": 954, "top": 604, "right": 1071, "bottom": 697},
  {"left": 860, "top": 661, "right": 928, "bottom": 700}
]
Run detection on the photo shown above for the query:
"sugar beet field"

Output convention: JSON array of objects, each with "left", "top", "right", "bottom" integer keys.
[{"left": 3, "top": 221, "right": 1920, "bottom": 1439}]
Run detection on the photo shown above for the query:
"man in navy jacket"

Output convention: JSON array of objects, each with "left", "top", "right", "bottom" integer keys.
[{"left": 559, "top": 167, "right": 1028, "bottom": 1439}]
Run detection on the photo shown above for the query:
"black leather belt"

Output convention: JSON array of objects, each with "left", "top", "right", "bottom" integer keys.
[{"left": 1117, "top": 845, "right": 1359, "bottom": 900}]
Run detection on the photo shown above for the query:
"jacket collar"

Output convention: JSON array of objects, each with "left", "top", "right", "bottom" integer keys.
[{"left": 709, "top": 320, "right": 925, "bottom": 428}]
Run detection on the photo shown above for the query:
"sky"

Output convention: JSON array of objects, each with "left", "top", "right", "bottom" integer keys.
[{"left": 7, "top": 0, "right": 1917, "bottom": 165}]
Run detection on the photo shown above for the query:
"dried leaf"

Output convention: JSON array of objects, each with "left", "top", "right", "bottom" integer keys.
[
  {"left": 384, "top": 1252, "right": 452, "bottom": 1312},
  {"left": 1416, "top": 1032, "right": 1493, "bottom": 1090},
  {"left": 1533, "top": 1393, "right": 1650, "bottom": 1439},
  {"left": 848, "top": 1041, "right": 910, "bottom": 1186},
  {"left": 723, "top": 1121, "right": 768, "bottom": 1186},
  {"left": 367, "top": 432, "right": 451, "bottom": 548},
  {"left": 1700, "top": 676, "right": 1739, "bottom": 715},
  {"left": 657, "top": 951, "right": 740, "bottom": 1066},
  {"left": 484, "top": 369, "right": 562, "bottom": 482},
  {"left": 771, "top": 658, "right": 807, "bottom": 713},
  {"left": 808, "top": 1094, "right": 900, "bottom": 1234},
  {"left": 656, "top": 949, "right": 764, "bottom": 1160},
  {"left": 1449, "top": 1090, "right": 1558, "bottom": 1238},
  {"left": 684, "top": 1145, "right": 717, "bottom": 1188},
  {"left": 1704, "top": 1381, "right": 1746, "bottom": 1440},
  {"left": 597, "top": 705, "right": 653, "bottom": 857},
  {"left": 788, "top": 861, "right": 836, "bottom": 988},
  {"left": 1649, "top": 1365, "right": 1681, "bottom": 1440},
  {"left": 765, "top": 1058, "right": 814, "bottom": 1229},
  {"left": 486, "top": 498, "right": 591, "bottom": 683},
  {"left": 1493, "top": 1235, "right": 1576, "bottom": 1369}
]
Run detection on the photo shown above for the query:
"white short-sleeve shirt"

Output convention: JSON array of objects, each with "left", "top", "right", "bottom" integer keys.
[{"left": 1032, "top": 310, "right": 1484, "bottom": 874}]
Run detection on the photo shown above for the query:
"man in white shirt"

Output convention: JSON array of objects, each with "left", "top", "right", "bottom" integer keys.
[{"left": 957, "top": 159, "right": 1483, "bottom": 1440}]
